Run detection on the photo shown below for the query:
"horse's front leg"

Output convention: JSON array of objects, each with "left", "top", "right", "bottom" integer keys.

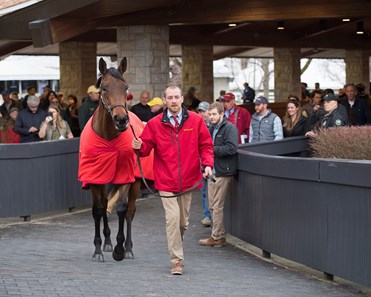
[
  {"left": 112, "top": 185, "right": 130, "bottom": 262},
  {"left": 91, "top": 185, "right": 111, "bottom": 262},
  {"left": 124, "top": 180, "right": 140, "bottom": 259}
]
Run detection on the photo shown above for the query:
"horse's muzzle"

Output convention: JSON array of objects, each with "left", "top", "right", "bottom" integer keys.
[{"left": 113, "top": 115, "right": 129, "bottom": 131}]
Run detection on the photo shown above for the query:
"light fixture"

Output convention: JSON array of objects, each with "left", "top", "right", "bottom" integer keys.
[
  {"left": 356, "top": 21, "right": 364, "bottom": 34},
  {"left": 228, "top": 23, "right": 237, "bottom": 27},
  {"left": 277, "top": 21, "right": 285, "bottom": 30},
  {"left": 342, "top": 18, "right": 350, "bottom": 22}
]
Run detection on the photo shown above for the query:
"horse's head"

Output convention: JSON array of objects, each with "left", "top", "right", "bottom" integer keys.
[{"left": 96, "top": 57, "right": 130, "bottom": 132}]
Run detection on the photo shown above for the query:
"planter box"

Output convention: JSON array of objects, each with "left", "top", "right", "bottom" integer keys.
[
  {"left": 0, "top": 138, "right": 91, "bottom": 219},
  {"left": 225, "top": 136, "right": 371, "bottom": 288}
]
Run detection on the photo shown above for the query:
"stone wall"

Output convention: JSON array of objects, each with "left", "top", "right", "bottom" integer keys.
[
  {"left": 182, "top": 45, "right": 214, "bottom": 102},
  {"left": 59, "top": 42, "right": 97, "bottom": 102},
  {"left": 117, "top": 25, "right": 169, "bottom": 102},
  {"left": 274, "top": 48, "right": 301, "bottom": 101}
]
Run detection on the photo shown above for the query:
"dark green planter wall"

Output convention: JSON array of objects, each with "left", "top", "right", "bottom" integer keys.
[{"left": 225, "top": 137, "right": 371, "bottom": 288}]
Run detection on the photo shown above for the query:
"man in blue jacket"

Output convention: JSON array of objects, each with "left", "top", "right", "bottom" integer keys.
[
  {"left": 199, "top": 102, "right": 238, "bottom": 247},
  {"left": 14, "top": 95, "right": 46, "bottom": 143}
]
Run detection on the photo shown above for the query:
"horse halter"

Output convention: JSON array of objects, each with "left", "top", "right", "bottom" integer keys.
[
  {"left": 99, "top": 90, "right": 128, "bottom": 117},
  {"left": 98, "top": 75, "right": 129, "bottom": 118}
]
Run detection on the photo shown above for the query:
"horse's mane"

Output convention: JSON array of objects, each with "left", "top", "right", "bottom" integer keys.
[{"left": 95, "top": 68, "right": 124, "bottom": 88}]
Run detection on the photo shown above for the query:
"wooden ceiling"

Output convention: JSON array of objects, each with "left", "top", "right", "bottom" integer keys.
[{"left": 0, "top": 0, "right": 371, "bottom": 59}]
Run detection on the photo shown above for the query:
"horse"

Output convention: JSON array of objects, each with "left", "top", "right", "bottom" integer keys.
[{"left": 78, "top": 57, "right": 153, "bottom": 262}]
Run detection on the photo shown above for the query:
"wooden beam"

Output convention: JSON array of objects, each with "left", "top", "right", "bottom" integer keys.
[
  {"left": 0, "top": 41, "right": 32, "bottom": 58},
  {"left": 214, "top": 47, "right": 253, "bottom": 60}
]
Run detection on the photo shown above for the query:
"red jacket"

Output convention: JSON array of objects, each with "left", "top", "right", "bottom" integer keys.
[
  {"left": 225, "top": 105, "right": 251, "bottom": 143},
  {"left": 139, "top": 108, "right": 214, "bottom": 193}
]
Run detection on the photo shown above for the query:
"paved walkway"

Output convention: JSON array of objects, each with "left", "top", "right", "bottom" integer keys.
[{"left": 0, "top": 192, "right": 369, "bottom": 297}]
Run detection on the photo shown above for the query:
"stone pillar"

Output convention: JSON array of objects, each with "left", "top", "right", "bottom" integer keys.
[
  {"left": 274, "top": 48, "right": 301, "bottom": 102},
  {"left": 116, "top": 25, "right": 169, "bottom": 101},
  {"left": 59, "top": 42, "right": 97, "bottom": 102},
  {"left": 182, "top": 45, "right": 214, "bottom": 102},
  {"left": 345, "top": 50, "right": 370, "bottom": 90}
]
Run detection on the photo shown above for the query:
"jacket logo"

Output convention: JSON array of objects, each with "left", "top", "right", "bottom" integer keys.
[{"left": 183, "top": 128, "right": 193, "bottom": 132}]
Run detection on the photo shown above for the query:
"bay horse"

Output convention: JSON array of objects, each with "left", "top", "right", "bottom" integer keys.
[{"left": 78, "top": 57, "right": 153, "bottom": 262}]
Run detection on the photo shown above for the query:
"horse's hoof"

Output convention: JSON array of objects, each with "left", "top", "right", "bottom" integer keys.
[
  {"left": 112, "top": 246, "right": 125, "bottom": 262},
  {"left": 103, "top": 242, "right": 113, "bottom": 252},
  {"left": 125, "top": 251, "right": 134, "bottom": 259},
  {"left": 92, "top": 252, "right": 105, "bottom": 262}
]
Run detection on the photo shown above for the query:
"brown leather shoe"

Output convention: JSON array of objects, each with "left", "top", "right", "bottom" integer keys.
[
  {"left": 199, "top": 236, "right": 226, "bottom": 247},
  {"left": 171, "top": 262, "right": 184, "bottom": 275}
]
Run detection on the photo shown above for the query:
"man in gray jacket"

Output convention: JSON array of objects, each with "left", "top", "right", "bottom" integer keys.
[
  {"left": 199, "top": 102, "right": 238, "bottom": 247},
  {"left": 249, "top": 96, "right": 283, "bottom": 143}
]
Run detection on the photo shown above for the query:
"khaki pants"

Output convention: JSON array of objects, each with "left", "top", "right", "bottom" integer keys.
[
  {"left": 208, "top": 176, "right": 234, "bottom": 240},
  {"left": 160, "top": 191, "right": 192, "bottom": 264}
]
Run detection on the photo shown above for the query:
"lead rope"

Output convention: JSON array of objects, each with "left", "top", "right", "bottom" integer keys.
[{"left": 128, "top": 122, "right": 207, "bottom": 198}]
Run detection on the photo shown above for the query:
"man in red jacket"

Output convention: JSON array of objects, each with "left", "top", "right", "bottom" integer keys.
[
  {"left": 132, "top": 85, "right": 214, "bottom": 275},
  {"left": 223, "top": 92, "right": 251, "bottom": 143}
]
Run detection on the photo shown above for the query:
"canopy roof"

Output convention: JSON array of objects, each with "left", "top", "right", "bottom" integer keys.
[{"left": 0, "top": 0, "right": 370, "bottom": 59}]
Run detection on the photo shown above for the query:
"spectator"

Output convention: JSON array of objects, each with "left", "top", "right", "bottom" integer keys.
[
  {"left": 38, "top": 104, "right": 73, "bottom": 140},
  {"left": 249, "top": 96, "right": 283, "bottom": 143},
  {"left": 0, "top": 90, "right": 22, "bottom": 118},
  {"left": 305, "top": 93, "right": 349, "bottom": 137},
  {"left": 67, "top": 94, "right": 81, "bottom": 137},
  {"left": 131, "top": 91, "right": 152, "bottom": 122},
  {"left": 147, "top": 97, "right": 164, "bottom": 118},
  {"left": 241, "top": 82, "right": 255, "bottom": 104},
  {"left": 10, "top": 92, "right": 20, "bottom": 102},
  {"left": 57, "top": 92, "right": 68, "bottom": 110},
  {"left": 356, "top": 83, "right": 371, "bottom": 116},
  {"left": 301, "top": 82, "right": 311, "bottom": 105},
  {"left": 0, "top": 107, "right": 20, "bottom": 143},
  {"left": 126, "top": 93, "right": 134, "bottom": 110},
  {"left": 22, "top": 86, "right": 36, "bottom": 109},
  {"left": 222, "top": 92, "right": 251, "bottom": 144},
  {"left": 282, "top": 96, "right": 307, "bottom": 137},
  {"left": 197, "top": 101, "right": 211, "bottom": 227},
  {"left": 78, "top": 85, "right": 100, "bottom": 131},
  {"left": 132, "top": 85, "right": 213, "bottom": 275},
  {"left": 183, "top": 86, "right": 200, "bottom": 111},
  {"left": 14, "top": 95, "right": 46, "bottom": 143},
  {"left": 216, "top": 90, "right": 226, "bottom": 102},
  {"left": 39, "top": 85, "right": 51, "bottom": 111},
  {"left": 199, "top": 102, "right": 238, "bottom": 247},
  {"left": 302, "top": 90, "right": 324, "bottom": 119},
  {"left": 340, "top": 83, "right": 370, "bottom": 125}
]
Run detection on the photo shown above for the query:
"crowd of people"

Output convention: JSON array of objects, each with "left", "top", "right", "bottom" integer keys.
[
  {"left": 1, "top": 79, "right": 370, "bottom": 276},
  {"left": 0, "top": 85, "right": 82, "bottom": 143}
]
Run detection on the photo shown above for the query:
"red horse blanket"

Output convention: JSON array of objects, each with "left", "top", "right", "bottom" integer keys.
[{"left": 78, "top": 110, "right": 154, "bottom": 189}]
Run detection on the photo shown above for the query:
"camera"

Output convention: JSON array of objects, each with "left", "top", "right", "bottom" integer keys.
[{"left": 47, "top": 112, "right": 53, "bottom": 117}]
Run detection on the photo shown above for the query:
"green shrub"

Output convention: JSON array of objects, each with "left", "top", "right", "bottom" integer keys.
[{"left": 309, "top": 126, "right": 371, "bottom": 160}]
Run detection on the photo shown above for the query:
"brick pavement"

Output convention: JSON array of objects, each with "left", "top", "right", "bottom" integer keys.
[{"left": 0, "top": 192, "right": 369, "bottom": 297}]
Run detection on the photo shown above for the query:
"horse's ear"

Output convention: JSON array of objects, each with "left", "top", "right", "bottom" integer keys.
[
  {"left": 98, "top": 58, "right": 107, "bottom": 75},
  {"left": 118, "top": 57, "right": 127, "bottom": 74}
]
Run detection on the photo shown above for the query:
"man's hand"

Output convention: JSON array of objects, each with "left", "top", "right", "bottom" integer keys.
[
  {"left": 203, "top": 166, "right": 213, "bottom": 179},
  {"left": 132, "top": 138, "right": 143, "bottom": 150},
  {"left": 305, "top": 131, "right": 316, "bottom": 138},
  {"left": 29, "top": 126, "right": 38, "bottom": 133}
]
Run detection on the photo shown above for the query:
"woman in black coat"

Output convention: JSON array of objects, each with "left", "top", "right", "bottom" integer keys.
[{"left": 282, "top": 95, "right": 307, "bottom": 137}]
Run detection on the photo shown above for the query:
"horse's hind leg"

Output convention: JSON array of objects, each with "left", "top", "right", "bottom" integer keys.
[
  {"left": 124, "top": 179, "right": 140, "bottom": 259},
  {"left": 112, "top": 185, "right": 130, "bottom": 262},
  {"left": 91, "top": 185, "right": 111, "bottom": 262}
]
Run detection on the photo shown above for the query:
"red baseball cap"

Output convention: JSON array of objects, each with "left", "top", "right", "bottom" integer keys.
[{"left": 222, "top": 92, "right": 235, "bottom": 102}]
